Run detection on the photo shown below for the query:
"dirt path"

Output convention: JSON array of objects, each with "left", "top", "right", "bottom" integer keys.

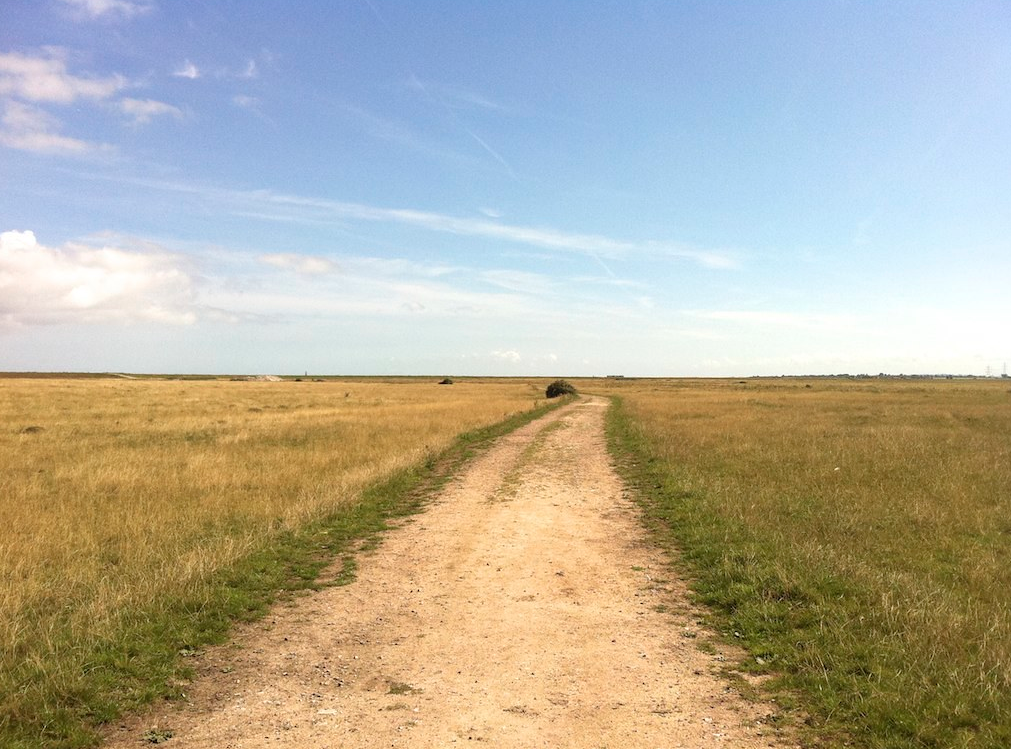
[{"left": 105, "top": 397, "right": 788, "bottom": 748}]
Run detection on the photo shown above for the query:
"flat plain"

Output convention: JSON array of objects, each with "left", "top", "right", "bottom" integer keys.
[
  {"left": 597, "top": 376, "right": 1011, "bottom": 748},
  {"left": 103, "top": 397, "right": 786, "bottom": 749},
  {"left": 0, "top": 376, "right": 548, "bottom": 748},
  {"left": 4, "top": 375, "right": 1010, "bottom": 748}
]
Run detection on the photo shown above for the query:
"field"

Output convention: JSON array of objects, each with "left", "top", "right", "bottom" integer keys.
[
  {"left": 596, "top": 377, "right": 1011, "bottom": 748},
  {"left": 6, "top": 375, "right": 1011, "bottom": 748},
  {"left": 0, "top": 376, "right": 550, "bottom": 748}
]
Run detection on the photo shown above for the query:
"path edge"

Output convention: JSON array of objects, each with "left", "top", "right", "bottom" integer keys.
[{"left": 77, "top": 396, "right": 577, "bottom": 749}]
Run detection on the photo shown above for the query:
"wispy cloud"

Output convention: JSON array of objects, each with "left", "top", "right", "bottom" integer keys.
[
  {"left": 0, "top": 50, "right": 128, "bottom": 103},
  {"left": 172, "top": 60, "right": 200, "bottom": 80},
  {"left": 106, "top": 176, "right": 740, "bottom": 270},
  {"left": 57, "top": 0, "right": 154, "bottom": 21},
  {"left": 231, "top": 95, "right": 277, "bottom": 127},
  {"left": 406, "top": 79, "right": 514, "bottom": 114},
  {"left": 346, "top": 257, "right": 460, "bottom": 279},
  {"left": 686, "top": 309, "right": 859, "bottom": 329},
  {"left": 403, "top": 75, "right": 517, "bottom": 177},
  {"left": 459, "top": 123, "right": 515, "bottom": 177},
  {"left": 571, "top": 275, "right": 647, "bottom": 290},
  {"left": 208, "top": 264, "right": 527, "bottom": 322},
  {"left": 338, "top": 103, "right": 483, "bottom": 167},
  {"left": 268, "top": 191, "right": 736, "bottom": 268},
  {"left": 173, "top": 55, "right": 270, "bottom": 83},
  {"left": 480, "top": 269, "right": 554, "bottom": 295},
  {"left": 0, "top": 100, "right": 107, "bottom": 154},
  {"left": 232, "top": 95, "right": 259, "bottom": 109},
  {"left": 118, "top": 97, "right": 183, "bottom": 125},
  {"left": 260, "top": 253, "right": 337, "bottom": 275}
]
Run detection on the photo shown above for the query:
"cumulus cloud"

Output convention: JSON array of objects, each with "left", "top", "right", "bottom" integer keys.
[
  {"left": 0, "top": 100, "right": 105, "bottom": 154},
  {"left": 0, "top": 50, "right": 128, "bottom": 103},
  {"left": 0, "top": 230, "right": 196, "bottom": 326},
  {"left": 118, "top": 97, "right": 183, "bottom": 124},
  {"left": 58, "top": 0, "right": 154, "bottom": 20},
  {"left": 260, "top": 253, "right": 337, "bottom": 275}
]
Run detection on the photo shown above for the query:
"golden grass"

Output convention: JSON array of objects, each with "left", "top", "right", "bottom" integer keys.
[
  {"left": 594, "top": 377, "right": 1011, "bottom": 747},
  {"left": 0, "top": 377, "right": 545, "bottom": 744}
]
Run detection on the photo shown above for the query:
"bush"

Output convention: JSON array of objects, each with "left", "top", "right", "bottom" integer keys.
[{"left": 545, "top": 379, "right": 577, "bottom": 398}]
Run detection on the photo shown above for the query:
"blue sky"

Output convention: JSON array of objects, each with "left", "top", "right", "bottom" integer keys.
[{"left": 1, "top": 0, "right": 1008, "bottom": 376}]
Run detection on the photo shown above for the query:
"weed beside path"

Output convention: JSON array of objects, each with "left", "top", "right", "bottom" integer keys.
[{"left": 604, "top": 378, "right": 1011, "bottom": 749}]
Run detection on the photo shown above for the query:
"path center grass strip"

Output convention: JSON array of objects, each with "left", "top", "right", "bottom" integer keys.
[
  {"left": 0, "top": 377, "right": 561, "bottom": 749},
  {"left": 603, "top": 378, "right": 1011, "bottom": 749}
]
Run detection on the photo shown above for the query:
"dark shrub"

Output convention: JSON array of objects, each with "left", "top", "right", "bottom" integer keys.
[
  {"left": 545, "top": 379, "right": 577, "bottom": 398},
  {"left": 438, "top": 377, "right": 454, "bottom": 385}
]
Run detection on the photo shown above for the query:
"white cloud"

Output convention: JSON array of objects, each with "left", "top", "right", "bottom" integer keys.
[
  {"left": 491, "top": 350, "right": 522, "bottom": 363},
  {"left": 0, "top": 50, "right": 128, "bottom": 104},
  {"left": 0, "top": 100, "right": 106, "bottom": 154},
  {"left": 58, "top": 0, "right": 154, "bottom": 20},
  {"left": 0, "top": 230, "right": 196, "bottom": 326},
  {"left": 260, "top": 253, "right": 337, "bottom": 275},
  {"left": 173, "top": 60, "right": 200, "bottom": 80},
  {"left": 0, "top": 51, "right": 159, "bottom": 152},
  {"left": 118, "top": 97, "right": 183, "bottom": 124}
]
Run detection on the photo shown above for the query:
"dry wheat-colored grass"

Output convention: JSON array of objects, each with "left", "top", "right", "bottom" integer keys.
[
  {"left": 0, "top": 376, "right": 544, "bottom": 744},
  {"left": 594, "top": 377, "right": 1011, "bottom": 747}
]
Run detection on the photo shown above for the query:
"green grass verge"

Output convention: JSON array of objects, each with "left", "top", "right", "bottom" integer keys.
[
  {"left": 3, "top": 398, "right": 564, "bottom": 749},
  {"left": 605, "top": 393, "right": 1011, "bottom": 749}
]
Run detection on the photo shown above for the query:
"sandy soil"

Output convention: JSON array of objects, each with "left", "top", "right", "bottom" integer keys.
[{"left": 104, "top": 397, "right": 791, "bottom": 748}]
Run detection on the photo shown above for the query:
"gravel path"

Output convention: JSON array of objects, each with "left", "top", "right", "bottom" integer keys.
[{"left": 104, "top": 397, "right": 788, "bottom": 748}]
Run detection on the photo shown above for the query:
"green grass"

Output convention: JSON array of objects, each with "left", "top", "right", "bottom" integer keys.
[
  {"left": 0, "top": 396, "right": 563, "bottom": 749},
  {"left": 604, "top": 378, "right": 1011, "bottom": 749}
]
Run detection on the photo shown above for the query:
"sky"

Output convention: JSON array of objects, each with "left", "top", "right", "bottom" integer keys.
[{"left": 1, "top": 0, "right": 1009, "bottom": 377}]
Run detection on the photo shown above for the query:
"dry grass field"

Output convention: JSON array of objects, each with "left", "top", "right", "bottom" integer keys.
[
  {"left": 7, "top": 374, "right": 1010, "bottom": 748},
  {"left": 0, "top": 376, "right": 547, "bottom": 747},
  {"left": 596, "top": 377, "right": 1011, "bottom": 748}
]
